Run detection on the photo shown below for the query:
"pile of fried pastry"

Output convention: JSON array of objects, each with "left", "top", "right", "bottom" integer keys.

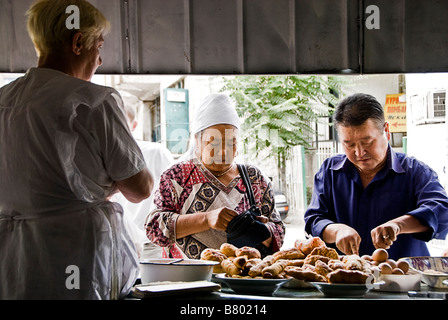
[{"left": 201, "top": 237, "right": 380, "bottom": 284}]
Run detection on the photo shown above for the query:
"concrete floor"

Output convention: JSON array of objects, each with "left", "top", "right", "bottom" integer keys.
[{"left": 281, "top": 223, "right": 306, "bottom": 250}]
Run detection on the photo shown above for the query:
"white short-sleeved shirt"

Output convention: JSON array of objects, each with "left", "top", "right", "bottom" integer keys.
[
  {"left": 0, "top": 68, "right": 146, "bottom": 299},
  {"left": 113, "top": 141, "right": 174, "bottom": 249}
]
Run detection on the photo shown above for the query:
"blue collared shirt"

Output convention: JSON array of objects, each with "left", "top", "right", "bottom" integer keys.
[{"left": 304, "top": 146, "right": 448, "bottom": 259}]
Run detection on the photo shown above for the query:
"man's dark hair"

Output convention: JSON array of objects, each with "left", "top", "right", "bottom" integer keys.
[{"left": 334, "top": 93, "right": 385, "bottom": 130}]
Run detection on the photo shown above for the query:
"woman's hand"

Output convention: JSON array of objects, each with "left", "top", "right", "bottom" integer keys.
[
  {"left": 206, "top": 207, "right": 238, "bottom": 231},
  {"left": 176, "top": 207, "right": 237, "bottom": 238}
]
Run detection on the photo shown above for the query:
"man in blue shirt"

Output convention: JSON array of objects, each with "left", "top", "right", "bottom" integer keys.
[{"left": 304, "top": 93, "right": 448, "bottom": 259}]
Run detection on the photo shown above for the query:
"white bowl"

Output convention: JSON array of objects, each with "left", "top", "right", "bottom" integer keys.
[
  {"left": 139, "top": 259, "right": 219, "bottom": 284},
  {"left": 377, "top": 273, "right": 421, "bottom": 292}
]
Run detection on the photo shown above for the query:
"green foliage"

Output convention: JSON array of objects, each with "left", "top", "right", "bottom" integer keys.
[{"left": 222, "top": 75, "right": 346, "bottom": 162}]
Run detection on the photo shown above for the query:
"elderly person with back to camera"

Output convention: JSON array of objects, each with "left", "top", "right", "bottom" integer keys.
[
  {"left": 0, "top": 0, "right": 153, "bottom": 299},
  {"left": 145, "top": 94, "right": 285, "bottom": 259},
  {"left": 113, "top": 98, "right": 174, "bottom": 259},
  {"left": 304, "top": 93, "right": 448, "bottom": 259}
]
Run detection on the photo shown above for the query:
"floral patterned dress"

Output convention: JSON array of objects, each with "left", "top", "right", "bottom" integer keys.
[{"left": 145, "top": 158, "right": 285, "bottom": 259}]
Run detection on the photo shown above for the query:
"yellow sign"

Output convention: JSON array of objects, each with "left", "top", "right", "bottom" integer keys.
[{"left": 384, "top": 93, "right": 406, "bottom": 133}]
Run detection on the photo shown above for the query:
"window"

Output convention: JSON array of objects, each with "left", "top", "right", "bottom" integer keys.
[
  {"left": 431, "top": 90, "right": 446, "bottom": 118},
  {"left": 409, "top": 90, "right": 446, "bottom": 125}
]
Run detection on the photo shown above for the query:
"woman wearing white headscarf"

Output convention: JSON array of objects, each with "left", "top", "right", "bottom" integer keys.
[{"left": 145, "top": 94, "right": 285, "bottom": 259}]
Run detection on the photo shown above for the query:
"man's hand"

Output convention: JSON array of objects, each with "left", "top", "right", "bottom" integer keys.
[
  {"left": 322, "top": 223, "right": 362, "bottom": 255},
  {"left": 371, "top": 214, "right": 431, "bottom": 250},
  {"left": 371, "top": 221, "right": 400, "bottom": 249}
]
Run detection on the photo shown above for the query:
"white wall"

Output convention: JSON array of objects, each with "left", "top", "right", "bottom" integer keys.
[
  {"left": 345, "top": 74, "right": 401, "bottom": 107},
  {"left": 406, "top": 73, "right": 448, "bottom": 188}
]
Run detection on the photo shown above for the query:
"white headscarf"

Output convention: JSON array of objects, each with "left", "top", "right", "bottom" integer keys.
[
  {"left": 181, "top": 93, "right": 241, "bottom": 160},
  {"left": 192, "top": 93, "right": 241, "bottom": 134}
]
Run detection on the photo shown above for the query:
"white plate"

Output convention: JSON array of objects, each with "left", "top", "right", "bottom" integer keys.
[
  {"left": 214, "top": 273, "right": 291, "bottom": 295},
  {"left": 310, "top": 281, "right": 384, "bottom": 298},
  {"left": 132, "top": 281, "right": 220, "bottom": 298}
]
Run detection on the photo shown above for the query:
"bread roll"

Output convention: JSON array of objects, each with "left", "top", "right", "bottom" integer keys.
[
  {"left": 272, "top": 249, "right": 305, "bottom": 262},
  {"left": 309, "top": 246, "right": 339, "bottom": 260},
  {"left": 220, "top": 243, "right": 238, "bottom": 257},
  {"left": 200, "top": 248, "right": 227, "bottom": 262},
  {"left": 235, "top": 246, "right": 261, "bottom": 259},
  {"left": 327, "top": 269, "right": 369, "bottom": 284},
  {"left": 261, "top": 261, "right": 288, "bottom": 279},
  {"left": 221, "top": 259, "right": 241, "bottom": 276},
  {"left": 284, "top": 266, "right": 327, "bottom": 282},
  {"left": 295, "top": 237, "right": 326, "bottom": 255}
]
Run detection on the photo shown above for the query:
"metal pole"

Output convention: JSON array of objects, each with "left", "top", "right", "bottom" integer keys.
[
  {"left": 402, "top": 136, "right": 407, "bottom": 154},
  {"left": 300, "top": 145, "right": 307, "bottom": 208}
]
